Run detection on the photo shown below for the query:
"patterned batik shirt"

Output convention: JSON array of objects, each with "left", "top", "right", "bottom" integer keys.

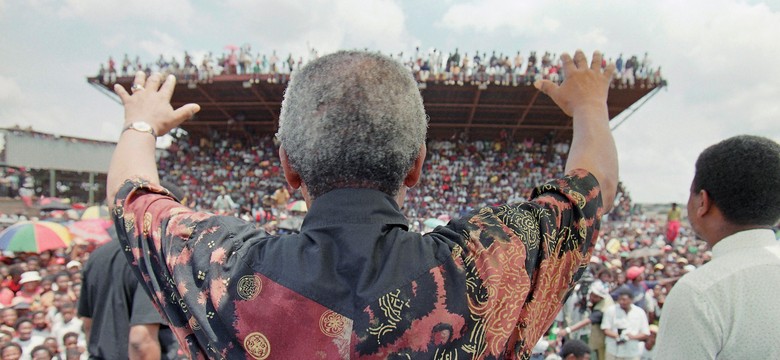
[{"left": 113, "top": 169, "right": 602, "bottom": 360}]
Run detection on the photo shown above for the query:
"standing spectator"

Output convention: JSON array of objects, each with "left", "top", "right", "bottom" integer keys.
[
  {"left": 29, "top": 345, "right": 52, "bottom": 360},
  {"left": 1, "top": 342, "right": 23, "bottom": 360},
  {"left": 50, "top": 303, "right": 83, "bottom": 350},
  {"left": 561, "top": 339, "right": 593, "bottom": 360},
  {"left": 2, "top": 265, "right": 25, "bottom": 295},
  {"left": 13, "top": 272, "right": 43, "bottom": 310},
  {"left": 51, "top": 273, "right": 76, "bottom": 304},
  {"left": 78, "top": 233, "right": 179, "bottom": 359},
  {"left": 30, "top": 312, "right": 50, "bottom": 339},
  {"left": 41, "top": 338, "right": 60, "bottom": 360},
  {"left": 13, "top": 318, "right": 47, "bottom": 359},
  {"left": 60, "top": 333, "right": 82, "bottom": 360},
  {"left": 1, "top": 308, "right": 18, "bottom": 335},
  {"left": 601, "top": 287, "right": 650, "bottom": 360},
  {"left": 558, "top": 281, "right": 613, "bottom": 360},
  {"left": 655, "top": 135, "right": 780, "bottom": 359},
  {"left": 271, "top": 186, "right": 289, "bottom": 217},
  {"left": 665, "top": 203, "right": 681, "bottom": 243},
  {"left": 107, "top": 50, "right": 616, "bottom": 357},
  {"left": 212, "top": 190, "right": 236, "bottom": 215}
]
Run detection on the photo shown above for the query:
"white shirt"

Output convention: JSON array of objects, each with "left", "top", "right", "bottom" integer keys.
[
  {"left": 602, "top": 303, "right": 650, "bottom": 358},
  {"left": 655, "top": 229, "right": 780, "bottom": 359}
]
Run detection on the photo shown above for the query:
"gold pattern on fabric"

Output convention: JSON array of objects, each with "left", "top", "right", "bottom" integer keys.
[
  {"left": 319, "top": 310, "right": 347, "bottom": 337},
  {"left": 188, "top": 316, "right": 201, "bottom": 331},
  {"left": 496, "top": 205, "right": 541, "bottom": 250},
  {"left": 244, "top": 332, "right": 271, "bottom": 360},
  {"left": 237, "top": 275, "right": 263, "bottom": 300},
  {"left": 142, "top": 212, "right": 153, "bottom": 236},
  {"left": 124, "top": 213, "right": 135, "bottom": 233},
  {"left": 368, "top": 289, "right": 410, "bottom": 340},
  {"left": 571, "top": 191, "right": 586, "bottom": 209},
  {"left": 464, "top": 208, "right": 532, "bottom": 357}
]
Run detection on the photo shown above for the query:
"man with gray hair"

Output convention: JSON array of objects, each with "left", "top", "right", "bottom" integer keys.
[{"left": 106, "top": 49, "right": 617, "bottom": 358}]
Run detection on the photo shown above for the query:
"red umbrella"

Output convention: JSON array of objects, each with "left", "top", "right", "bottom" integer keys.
[
  {"left": 68, "top": 219, "right": 113, "bottom": 245},
  {"left": 224, "top": 44, "right": 240, "bottom": 52}
]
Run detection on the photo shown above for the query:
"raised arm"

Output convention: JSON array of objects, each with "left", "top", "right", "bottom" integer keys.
[
  {"left": 106, "top": 71, "right": 200, "bottom": 204},
  {"left": 535, "top": 50, "right": 617, "bottom": 213}
]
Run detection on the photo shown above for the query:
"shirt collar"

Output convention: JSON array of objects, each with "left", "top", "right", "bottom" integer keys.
[
  {"left": 711, "top": 228, "right": 777, "bottom": 258},
  {"left": 301, "top": 188, "right": 409, "bottom": 229}
]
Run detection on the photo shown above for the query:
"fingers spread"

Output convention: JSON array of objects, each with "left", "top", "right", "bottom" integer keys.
[
  {"left": 114, "top": 84, "right": 130, "bottom": 103},
  {"left": 591, "top": 51, "right": 603, "bottom": 71},
  {"left": 604, "top": 62, "right": 617, "bottom": 81},
  {"left": 132, "top": 71, "right": 146, "bottom": 89},
  {"left": 172, "top": 103, "right": 201, "bottom": 123},
  {"left": 573, "top": 50, "right": 587, "bottom": 69},
  {"left": 560, "top": 52, "right": 575, "bottom": 74},
  {"left": 146, "top": 72, "right": 163, "bottom": 91},
  {"left": 534, "top": 79, "right": 557, "bottom": 96},
  {"left": 160, "top": 74, "right": 177, "bottom": 100}
]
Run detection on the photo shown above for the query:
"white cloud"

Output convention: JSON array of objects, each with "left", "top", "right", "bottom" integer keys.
[
  {"left": 56, "top": 0, "right": 195, "bottom": 28},
  {"left": 139, "top": 31, "right": 184, "bottom": 60},
  {"left": 438, "top": 1, "right": 559, "bottom": 36},
  {"left": 223, "top": 0, "right": 416, "bottom": 56},
  {"left": 0, "top": 75, "right": 22, "bottom": 103}
]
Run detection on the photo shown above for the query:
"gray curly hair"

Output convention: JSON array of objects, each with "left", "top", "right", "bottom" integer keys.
[{"left": 277, "top": 51, "right": 428, "bottom": 198}]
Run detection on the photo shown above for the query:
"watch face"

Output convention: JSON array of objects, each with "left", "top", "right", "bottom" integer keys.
[{"left": 133, "top": 122, "right": 152, "bottom": 132}]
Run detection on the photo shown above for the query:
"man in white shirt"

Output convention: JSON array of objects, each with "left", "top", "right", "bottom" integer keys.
[
  {"left": 655, "top": 135, "right": 780, "bottom": 359},
  {"left": 601, "top": 287, "right": 650, "bottom": 360}
]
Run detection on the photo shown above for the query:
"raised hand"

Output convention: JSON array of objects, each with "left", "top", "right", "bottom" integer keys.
[
  {"left": 534, "top": 50, "right": 615, "bottom": 118},
  {"left": 114, "top": 71, "right": 200, "bottom": 136}
]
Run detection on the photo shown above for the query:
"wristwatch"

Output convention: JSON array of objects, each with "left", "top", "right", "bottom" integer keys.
[{"left": 122, "top": 121, "right": 158, "bottom": 137}]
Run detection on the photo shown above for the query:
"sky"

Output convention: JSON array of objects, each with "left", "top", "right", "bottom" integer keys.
[{"left": 1, "top": 0, "right": 779, "bottom": 204}]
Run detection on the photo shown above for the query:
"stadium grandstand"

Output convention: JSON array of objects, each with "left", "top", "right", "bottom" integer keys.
[{"left": 86, "top": 48, "right": 661, "bottom": 230}]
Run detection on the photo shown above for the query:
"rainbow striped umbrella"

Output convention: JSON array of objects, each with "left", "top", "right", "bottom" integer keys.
[{"left": 0, "top": 221, "right": 72, "bottom": 253}]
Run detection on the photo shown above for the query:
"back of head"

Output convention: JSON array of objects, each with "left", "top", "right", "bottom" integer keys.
[
  {"left": 277, "top": 51, "right": 428, "bottom": 198},
  {"left": 692, "top": 135, "right": 780, "bottom": 226},
  {"left": 560, "top": 339, "right": 591, "bottom": 359}
]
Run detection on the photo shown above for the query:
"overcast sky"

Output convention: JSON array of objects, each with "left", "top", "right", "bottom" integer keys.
[{"left": 1, "top": 0, "right": 778, "bottom": 204}]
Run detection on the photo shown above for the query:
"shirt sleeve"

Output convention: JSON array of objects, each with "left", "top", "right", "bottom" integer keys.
[
  {"left": 111, "top": 177, "right": 263, "bottom": 349},
  {"left": 654, "top": 280, "right": 720, "bottom": 359},
  {"left": 601, "top": 306, "right": 614, "bottom": 331},
  {"left": 445, "top": 168, "right": 602, "bottom": 356}
]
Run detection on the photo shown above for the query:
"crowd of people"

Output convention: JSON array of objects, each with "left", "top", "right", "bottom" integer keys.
[
  {"left": 0, "top": 246, "right": 89, "bottom": 359},
  {"left": 98, "top": 46, "right": 664, "bottom": 89},
  {"left": 155, "top": 130, "right": 636, "bottom": 234}
]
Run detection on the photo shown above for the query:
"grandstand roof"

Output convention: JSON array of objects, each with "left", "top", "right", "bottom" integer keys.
[{"left": 89, "top": 74, "right": 662, "bottom": 142}]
